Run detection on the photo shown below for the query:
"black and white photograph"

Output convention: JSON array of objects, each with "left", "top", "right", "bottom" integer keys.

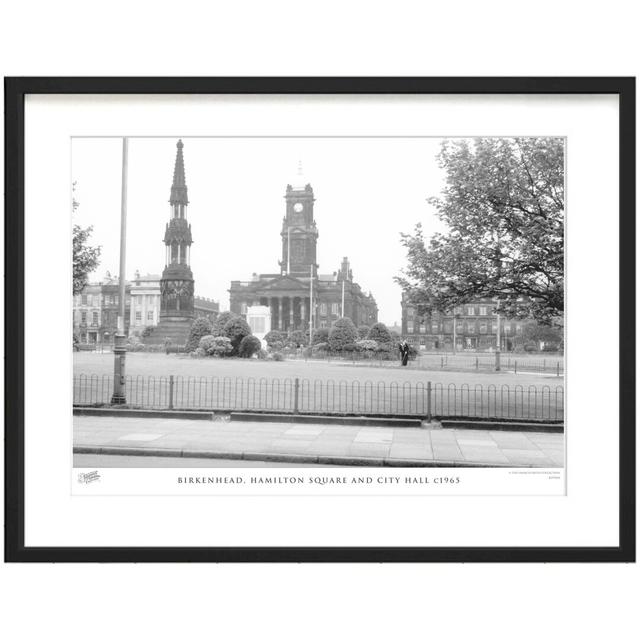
[
  {"left": 6, "top": 77, "right": 632, "bottom": 564},
  {"left": 72, "top": 134, "right": 565, "bottom": 479}
]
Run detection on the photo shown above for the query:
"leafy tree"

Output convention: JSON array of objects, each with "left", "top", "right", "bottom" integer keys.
[
  {"left": 211, "top": 311, "right": 238, "bottom": 337},
  {"left": 239, "top": 335, "right": 262, "bottom": 358},
  {"left": 223, "top": 316, "right": 252, "bottom": 355},
  {"left": 396, "top": 138, "right": 564, "bottom": 324},
  {"left": 311, "top": 327, "right": 330, "bottom": 345},
  {"left": 185, "top": 316, "right": 213, "bottom": 352},
  {"left": 522, "top": 321, "right": 563, "bottom": 347},
  {"left": 73, "top": 225, "right": 102, "bottom": 295},
  {"left": 357, "top": 325, "right": 370, "bottom": 339},
  {"left": 367, "top": 322, "right": 393, "bottom": 344},
  {"left": 328, "top": 317, "right": 358, "bottom": 352}
]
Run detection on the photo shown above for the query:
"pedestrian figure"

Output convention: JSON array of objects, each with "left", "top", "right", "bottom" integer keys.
[{"left": 399, "top": 339, "right": 409, "bottom": 366}]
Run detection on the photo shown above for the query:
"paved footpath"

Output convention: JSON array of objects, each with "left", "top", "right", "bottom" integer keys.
[{"left": 74, "top": 416, "right": 564, "bottom": 467}]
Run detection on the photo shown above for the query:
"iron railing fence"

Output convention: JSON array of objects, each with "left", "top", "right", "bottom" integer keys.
[{"left": 74, "top": 375, "right": 564, "bottom": 422}]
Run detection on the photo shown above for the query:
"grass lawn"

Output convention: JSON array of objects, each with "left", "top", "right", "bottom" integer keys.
[{"left": 74, "top": 352, "right": 561, "bottom": 388}]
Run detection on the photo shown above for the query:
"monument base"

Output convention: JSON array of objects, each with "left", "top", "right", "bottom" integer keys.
[{"left": 144, "top": 315, "right": 193, "bottom": 347}]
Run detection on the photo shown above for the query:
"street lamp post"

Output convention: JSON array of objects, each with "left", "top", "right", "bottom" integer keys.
[
  {"left": 111, "top": 137, "right": 128, "bottom": 404},
  {"left": 495, "top": 307, "right": 501, "bottom": 372}
]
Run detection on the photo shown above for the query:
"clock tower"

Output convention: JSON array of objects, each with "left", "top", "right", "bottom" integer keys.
[{"left": 280, "top": 162, "right": 319, "bottom": 277}]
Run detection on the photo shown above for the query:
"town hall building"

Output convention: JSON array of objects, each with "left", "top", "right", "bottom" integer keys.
[{"left": 229, "top": 168, "right": 378, "bottom": 332}]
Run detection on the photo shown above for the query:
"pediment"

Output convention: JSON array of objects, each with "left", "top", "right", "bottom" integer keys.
[{"left": 261, "top": 275, "right": 308, "bottom": 291}]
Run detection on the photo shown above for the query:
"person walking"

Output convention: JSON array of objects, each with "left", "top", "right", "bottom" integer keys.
[{"left": 399, "top": 339, "right": 409, "bottom": 366}]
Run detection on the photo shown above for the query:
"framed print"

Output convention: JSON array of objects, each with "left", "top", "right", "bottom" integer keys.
[{"left": 4, "top": 77, "right": 635, "bottom": 562}]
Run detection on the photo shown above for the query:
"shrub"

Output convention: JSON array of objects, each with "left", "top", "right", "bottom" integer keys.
[
  {"left": 357, "top": 325, "right": 370, "bottom": 339},
  {"left": 211, "top": 311, "right": 238, "bottom": 337},
  {"left": 313, "top": 342, "right": 329, "bottom": 352},
  {"left": 328, "top": 317, "right": 358, "bottom": 352},
  {"left": 141, "top": 325, "right": 154, "bottom": 338},
  {"left": 271, "top": 351, "right": 285, "bottom": 362},
  {"left": 223, "top": 316, "right": 252, "bottom": 355},
  {"left": 186, "top": 316, "right": 213, "bottom": 352},
  {"left": 311, "top": 327, "right": 330, "bottom": 345},
  {"left": 199, "top": 335, "right": 233, "bottom": 357},
  {"left": 239, "top": 335, "right": 262, "bottom": 358},
  {"left": 356, "top": 339, "right": 377, "bottom": 351},
  {"left": 264, "top": 330, "right": 285, "bottom": 348},
  {"left": 256, "top": 349, "right": 268, "bottom": 360},
  {"left": 198, "top": 335, "right": 217, "bottom": 353},
  {"left": 289, "top": 330, "right": 307, "bottom": 347},
  {"left": 367, "top": 322, "right": 392, "bottom": 344},
  {"left": 191, "top": 347, "right": 206, "bottom": 358}
]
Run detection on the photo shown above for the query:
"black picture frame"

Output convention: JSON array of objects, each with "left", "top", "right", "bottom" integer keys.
[{"left": 4, "top": 77, "right": 635, "bottom": 563}]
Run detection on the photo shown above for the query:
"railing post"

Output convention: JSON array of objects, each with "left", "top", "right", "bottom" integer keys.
[
  {"left": 440, "top": 356, "right": 443, "bottom": 369},
  {"left": 556, "top": 362, "right": 560, "bottom": 377},
  {"left": 543, "top": 358, "right": 546, "bottom": 372},
  {"left": 514, "top": 360, "right": 517, "bottom": 375},
  {"left": 294, "top": 377, "right": 300, "bottom": 414},
  {"left": 426, "top": 381, "right": 432, "bottom": 423},
  {"left": 168, "top": 375, "right": 174, "bottom": 410},
  {"left": 475, "top": 356, "right": 479, "bottom": 370}
]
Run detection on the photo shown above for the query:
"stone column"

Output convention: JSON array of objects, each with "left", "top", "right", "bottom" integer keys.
[
  {"left": 289, "top": 297, "right": 295, "bottom": 331},
  {"left": 300, "top": 297, "right": 306, "bottom": 321},
  {"left": 277, "top": 298, "right": 283, "bottom": 331}
]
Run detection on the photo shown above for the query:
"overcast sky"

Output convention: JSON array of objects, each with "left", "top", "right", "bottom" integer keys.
[{"left": 72, "top": 136, "right": 449, "bottom": 325}]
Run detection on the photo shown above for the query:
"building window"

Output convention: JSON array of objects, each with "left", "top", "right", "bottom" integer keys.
[
  {"left": 331, "top": 302, "right": 339, "bottom": 315},
  {"left": 407, "top": 307, "right": 414, "bottom": 318},
  {"left": 468, "top": 323, "right": 475, "bottom": 334},
  {"left": 479, "top": 306, "right": 487, "bottom": 316},
  {"left": 504, "top": 324, "right": 512, "bottom": 334},
  {"left": 466, "top": 306, "right": 475, "bottom": 315},
  {"left": 147, "top": 294, "right": 154, "bottom": 304},
  {"left": 240, "top": 302, "right": 247, "bottom": 315},
  {"left": 81, "top": 311, "right": 87, "bottom": 324},
  {"left": 135, "top": 311, "right": 142, "bottom": 324},
  {"left": 320, "top": 320, "right": 327, "bottom": 328},
  {"left": 431, "top": 322, "right": 439, "bottom": 333},
  {"left": 147, "top": 310, "right": 154, "bottom": 322},
  {"left": 419, "top": 324, "right": 426, "bottom": 333},
  {"left": 444, "top": 322, "right": 452, "bottom": 333},
  {"left": 407, "top": 325, "right": 413, "bottom": 333},
  {"left": 479, "top": 323, "right": 487, "bottom": 334},
  {"left": 456, "top": 322, "right": 463, "bottom": 331},
  {"left": 92, "top": 311, "right": 98, "bottom": 325},
  {"left": 516, "top": 324, "right": 523, "bottom": 334},
  {"left": 81, "top": 294, "right": 87, "bottom": 305},
  {"left": 320, "top": 303, "right": 327, "bottom": 315}
]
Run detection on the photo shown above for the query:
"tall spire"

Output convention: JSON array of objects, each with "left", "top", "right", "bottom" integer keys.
[{"left": 169, "top": 139, "right": 189, "bottom": 205}]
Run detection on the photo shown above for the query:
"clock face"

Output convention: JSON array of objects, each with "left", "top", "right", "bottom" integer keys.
[{"left": 293, "top": 202, "right": 304, "bottom": 213}]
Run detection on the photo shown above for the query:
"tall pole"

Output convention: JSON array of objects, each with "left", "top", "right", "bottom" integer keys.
[
  {"left": 495, "top": 306, "right": 502, "bottom": 371},
  {"left": 309, "top": 264, "right": 313, "bottom": 342},
  {"left": 453, "top": 313, "right": 457, "bottom": 355},
  {"left": 111, "top": 137, "right": 128, "bottom": 404}
]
